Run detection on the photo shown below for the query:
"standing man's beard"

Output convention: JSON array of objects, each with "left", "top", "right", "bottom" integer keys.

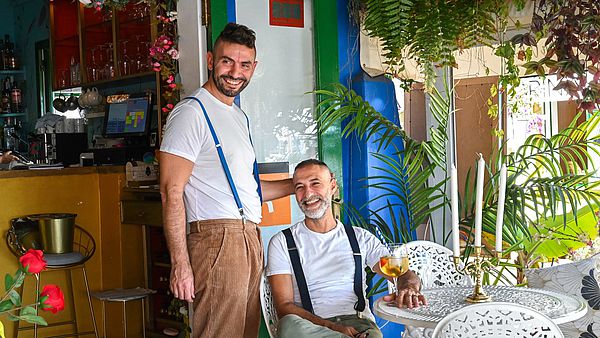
[
  {"left": 212, "top": 70, "right": 250, "bottom": 97},
  {"left": 298, "top": 194, "right": 331, "bottom": 220}
]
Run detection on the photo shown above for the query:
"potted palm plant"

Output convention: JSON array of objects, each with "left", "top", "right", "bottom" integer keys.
[{"left": 317, "top": 83, "right": 600, "bottom": 286}]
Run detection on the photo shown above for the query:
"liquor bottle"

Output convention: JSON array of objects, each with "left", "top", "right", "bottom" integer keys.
[
  {"left": 4, "top": 36, "right": 18, "bottom": 70},
  {"left": 3, "top": 117, "right": 15, "bottom": 150},
  {"left": 1, "top": 77, "right": 11, "bottom": 113},
  {"left": 10, "top": 80, "right": 22, "bottom": 113},
  {"left": 0, "top": 38, "right": 4, "bottom": 70}
]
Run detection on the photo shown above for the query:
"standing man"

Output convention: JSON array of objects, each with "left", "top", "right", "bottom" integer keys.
[
  {"left": 160, "top": 23, "right": 293, "bottom": 338},
  {"left": 267, "top": 159, "right": 425, "bottom": 337}
]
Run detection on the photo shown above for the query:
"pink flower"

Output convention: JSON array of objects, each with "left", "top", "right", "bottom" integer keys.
[
  {"left": 167, "top": 49, "right": 180, "bottom": 60},
  {"left": 166, "top": 103, "right": 174, "bottom": 109},
  {"left": 168, "top": 83, "right": 177, "bottom": 89}
]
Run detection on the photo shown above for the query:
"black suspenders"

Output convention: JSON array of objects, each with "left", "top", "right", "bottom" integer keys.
[
  {"left": 282, "top": 228, "right": 314, "bottom": 313},
  {"left": 282, "top": 224, "right": 366, "bottom": 314}
]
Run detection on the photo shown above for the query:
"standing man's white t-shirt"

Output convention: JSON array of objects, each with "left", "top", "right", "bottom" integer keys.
[
  {"left": 266, "top": 220, "right": 389, "bottom": 320},
  {"left": 160, "top": 87, "right": 262, "bottom": 223}
]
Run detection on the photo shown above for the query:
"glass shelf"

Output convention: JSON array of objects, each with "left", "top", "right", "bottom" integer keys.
[
  {"left": 0, "top": 70, "right": 25, "bottom": 76},
  {"left": 0, "top": 113, "right": 26, "bottom": 117}
]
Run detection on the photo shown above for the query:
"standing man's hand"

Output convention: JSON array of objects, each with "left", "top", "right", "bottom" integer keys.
[{"left": 170, "top": 262, "right": 195, "bottom": 302}]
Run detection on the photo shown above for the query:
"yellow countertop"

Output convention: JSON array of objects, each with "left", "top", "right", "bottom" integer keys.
[{"left": 0, "top": 165, "right": 124, "bottom": 179}]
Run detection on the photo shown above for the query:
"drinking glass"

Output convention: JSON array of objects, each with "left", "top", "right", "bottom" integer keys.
[{"left": 379, "top": 244, "right": 409, "bottom": 301}]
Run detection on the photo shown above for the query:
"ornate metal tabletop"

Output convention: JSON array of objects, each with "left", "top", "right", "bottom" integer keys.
[{"left": 373, "top": 285, "right": 588, "bottom": 329}]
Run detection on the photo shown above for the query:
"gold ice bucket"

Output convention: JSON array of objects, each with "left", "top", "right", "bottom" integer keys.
[{"left": 28, "top": 213, "right": 76, "bottom": 254}]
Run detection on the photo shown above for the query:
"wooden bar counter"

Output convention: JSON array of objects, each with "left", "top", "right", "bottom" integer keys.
[{"left": 0, "top": 166, "right": 146, "bottom": 337}]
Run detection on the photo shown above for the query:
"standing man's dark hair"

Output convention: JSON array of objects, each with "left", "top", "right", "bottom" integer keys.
[{"left": 214, "top": 22, "right": 256, "bottom": 51}]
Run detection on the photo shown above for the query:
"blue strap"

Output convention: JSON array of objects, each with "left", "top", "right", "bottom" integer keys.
[
  {"left": 342, "top": 223, "right": 366, "bottom": 312},
  {"left": 282, "top": 228, "right": 314, "bottom": 313},
  {"left": 184, "top": 96, "right": 262, "bottom": 219}
]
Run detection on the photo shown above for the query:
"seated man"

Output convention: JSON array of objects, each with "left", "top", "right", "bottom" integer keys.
[{"left": 267, "top": 159, "right": 426, "bottom": 338}]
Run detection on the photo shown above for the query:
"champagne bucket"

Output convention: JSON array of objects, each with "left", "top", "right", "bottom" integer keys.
[{"left": 28, "top": 213, "right": 76, "bottom": 254}]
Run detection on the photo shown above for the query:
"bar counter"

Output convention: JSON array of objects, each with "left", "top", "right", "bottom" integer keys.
[
  {"left": 0, "top": 165, "right": 124, "bottom": 179},
  {"left": 0, "top": 164, "right": 145, "bottom": 337}
]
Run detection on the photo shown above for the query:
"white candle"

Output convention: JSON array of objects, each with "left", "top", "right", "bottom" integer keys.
[
  {"left": 451, "top": 166, "right": 460, "bottom": 257},
  {"left": 474, "top": 154, "right": 485, "bottom": 247},
  {"left": 495, "top": 164, "right": 507, "bottom": 253}
]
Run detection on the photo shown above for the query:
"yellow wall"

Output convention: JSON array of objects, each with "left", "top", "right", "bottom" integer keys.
[{"left": 0, "top": 170, "right": 145, "bottom": 337}]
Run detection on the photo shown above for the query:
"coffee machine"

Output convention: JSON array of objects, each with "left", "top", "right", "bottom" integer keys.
[{"left": 43, "top": 133, "right": 87, "bottom": 165}]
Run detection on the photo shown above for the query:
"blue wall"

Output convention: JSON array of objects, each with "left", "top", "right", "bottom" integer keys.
[{"left": 337, "top": 1, "right": 407, "bottom": 336}]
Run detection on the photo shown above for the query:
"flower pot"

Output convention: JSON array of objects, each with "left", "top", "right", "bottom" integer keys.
[{"left": 28, "top": 213, "right": 76, "bottom": 254}]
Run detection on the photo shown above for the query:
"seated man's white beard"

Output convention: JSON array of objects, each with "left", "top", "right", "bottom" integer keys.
[{"left": 299, "top": 196, "right": 331, "bottom": 220}]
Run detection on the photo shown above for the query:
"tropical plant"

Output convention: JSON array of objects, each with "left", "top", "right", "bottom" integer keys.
[
  {"left": 317, "top": 82, "right": 452, "bottom": 246},
  {"left": 316, "top": 83, "right": 600, "bottom": 286},
  {"left": 359, "top": 0, "right": 525, "bottom": 88},
  {"left": 514, "top": 0, "right": 600, "bottom": 111}
]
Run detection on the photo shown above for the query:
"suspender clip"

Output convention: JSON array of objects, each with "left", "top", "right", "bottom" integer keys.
[{"left": 240, "top": 209, "right": 247, "bottom": 225}]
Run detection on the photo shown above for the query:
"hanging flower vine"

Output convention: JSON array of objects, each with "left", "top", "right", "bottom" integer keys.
[
  {"left": 150, "top": 8, "right": 180, "bottom": 117},
  {"left": 79, "top": 0, "right": 180, "bottom": 122}
]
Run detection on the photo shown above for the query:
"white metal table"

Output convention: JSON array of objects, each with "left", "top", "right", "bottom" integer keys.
[{"left": 373, "top": 285, "right": 588, "bottom": 329}]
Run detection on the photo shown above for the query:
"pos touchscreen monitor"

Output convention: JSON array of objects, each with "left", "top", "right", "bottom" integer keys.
[{"left": 103, "top": 94, "right": 152, "bottom": 138}]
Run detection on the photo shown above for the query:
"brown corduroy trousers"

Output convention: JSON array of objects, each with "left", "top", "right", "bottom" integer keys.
[{"left": 188, "top": 219, "right": 263, "bottom": 338}]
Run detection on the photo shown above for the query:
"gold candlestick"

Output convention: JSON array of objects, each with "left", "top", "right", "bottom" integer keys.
[{"left": 454, "top": 246, "right": 497, "bottom": 303}]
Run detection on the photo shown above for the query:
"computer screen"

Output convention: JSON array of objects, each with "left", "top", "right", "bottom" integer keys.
[{"left": 103, "top": 94, "right": 151, "bottom": 138}]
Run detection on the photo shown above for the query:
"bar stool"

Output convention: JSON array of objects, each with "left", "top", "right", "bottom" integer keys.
[
  {"left": 6, "top": 225, "right": 99, "bottom": 338},
  {"left": 91, "top": 288, "right": 156, "bottom": 338}
]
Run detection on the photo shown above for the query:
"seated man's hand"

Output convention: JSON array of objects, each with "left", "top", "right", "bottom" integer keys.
[
  {"left": 383, "top": 287, "right": 426, "bottom": 308},
  {"left": 382, "top": 270, "right": 427, "bottom": 308},
  {"left": 328, "top": 323, "right": 359, "bottom": 337}
]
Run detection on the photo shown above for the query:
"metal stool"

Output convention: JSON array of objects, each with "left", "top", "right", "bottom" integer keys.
[
  {"left": 6, "top": 225, "right": 99, "bottom": 338},
  {"left": 91, "top": 288, "right": 156, "bottom": 338}
]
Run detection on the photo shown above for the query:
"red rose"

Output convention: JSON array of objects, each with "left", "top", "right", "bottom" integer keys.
[
  {"left": 40, "top": 285, "right": 65, "bottom": 314},
  {"left": 19, "top": 249, "right": 47, "bottom": 274}
]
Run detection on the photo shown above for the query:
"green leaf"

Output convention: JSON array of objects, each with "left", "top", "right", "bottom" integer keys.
[
  {"left": 20, "top": 306, "right": 37, "bottom": 316},
  {"left": 17, "top": 315, "right": 47, "bottom": 326},
  {"left": 4, "top": 274, "right": 13, "bottom": 292},
  {"left": 8, "top": 290, "right": 20, "bottom": 306},
  {"left": 0, "top": 300, "right": 12, "bottom": 312}
]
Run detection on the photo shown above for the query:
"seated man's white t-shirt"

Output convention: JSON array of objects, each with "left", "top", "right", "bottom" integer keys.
[{"left": 266, "top": 220, "right": 389, "bottom": 320}]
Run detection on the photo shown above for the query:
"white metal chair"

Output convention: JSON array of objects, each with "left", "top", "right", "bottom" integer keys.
[
  {"left": 260, "top": 272, "right": 279, "bottom": 338},
  {"left": 432, "top": 302, "right": 564, "bottom": 338},
  {"left": 387, "top": 241, "right": 471, "bottom": 338}
]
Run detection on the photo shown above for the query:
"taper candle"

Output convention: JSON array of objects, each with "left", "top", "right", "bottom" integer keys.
[
  {"left": 451, "top": 166, "right": 460, "bottom": 257},
  {"left": 474, "top": 154, "right": 485, "bottom": 247}
]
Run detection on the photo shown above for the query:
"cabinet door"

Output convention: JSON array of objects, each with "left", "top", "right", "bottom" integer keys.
[
  {"left": 49, "top": 0, "right": 81, "bottom": 90},
  {"left": 81, "top": 6, "right": 115, "bottom": 82},
  {"left": 115, "top": 2, "right": 153, "bottom": 77}
]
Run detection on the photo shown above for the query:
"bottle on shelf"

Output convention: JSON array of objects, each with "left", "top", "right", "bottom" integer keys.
[
  {"left": 10, "top": 80, "right": 22, "bottom": 113},
  {"left": 1, "top": 76, "right": 11, "bottom": 113},
  {"left": 3, "top": 117, "right": 15, "bottom": 150},
  {"left": 3, "top": 35, "right": 18, "bottom": 70},
  {"left": 0, "top": 37, "right": 5, "bottom": 70}
]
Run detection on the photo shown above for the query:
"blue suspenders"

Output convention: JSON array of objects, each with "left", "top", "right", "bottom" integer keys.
[
  {"left": 184, "top": 96, "right": 263, "bottom": 222},
  {"left": 282, "top": 223, "right": 366, "bottom": 314}
]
